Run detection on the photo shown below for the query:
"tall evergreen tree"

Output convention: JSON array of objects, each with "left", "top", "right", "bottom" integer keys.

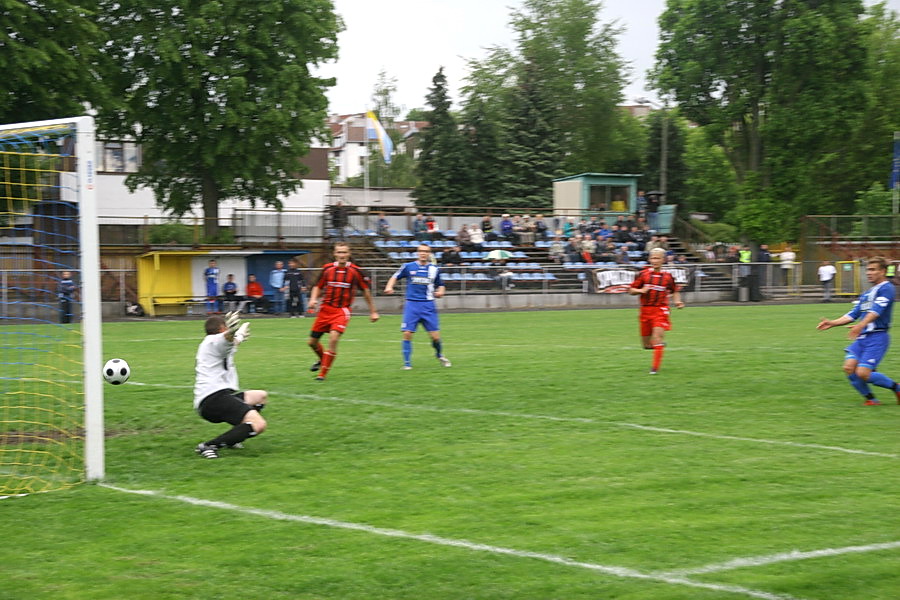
[
  {"left": 97, "top": 0, "right": 341, "bottom": 239},
  {"left": 461, "top": 95, "right": 506, "bottom": 206},
  {"left": 502, "top": 61, "right": 565, "bottom": 209},
  {"left": 413, "top": 68, "right": 472, "bottom": 208}
]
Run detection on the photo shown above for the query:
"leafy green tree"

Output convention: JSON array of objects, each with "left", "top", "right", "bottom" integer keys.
[
  {"left": 603, "top": 111, "right": 646, "bottom": 177},
  {"left": 682, "top": 128, "right": 739, "bottom": 221},
  {"left": 413, "top": 68, "right": 473, "bottom": 208},
  {"left": 97, "top": 0, "right": 341, "bottom": 239},
  {"left": 653, "top": 0, "right": 874, "bottom": 240},
  {"left": 0, "top": 0, "right": 109, "bottom": 123}
]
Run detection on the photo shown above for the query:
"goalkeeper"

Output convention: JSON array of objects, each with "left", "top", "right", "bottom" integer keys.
[{"left": 193, "top": 312, "right": 267, "bottom": 459}]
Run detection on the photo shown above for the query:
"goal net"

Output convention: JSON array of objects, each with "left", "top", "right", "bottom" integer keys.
[{"left": 0, "top": 116, "right": 104, "bottom": 497}]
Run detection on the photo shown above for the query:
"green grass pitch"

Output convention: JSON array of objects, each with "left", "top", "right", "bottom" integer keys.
[{"left": 2, "top": 304, "right": 899, "bottom": 599}]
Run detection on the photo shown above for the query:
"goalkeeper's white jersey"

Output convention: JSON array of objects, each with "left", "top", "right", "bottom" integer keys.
[{"left": 194, "top": 332, "right": 239, "bottom": 408}]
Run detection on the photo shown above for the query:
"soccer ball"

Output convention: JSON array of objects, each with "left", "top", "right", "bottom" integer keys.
[{"left": 103, "top": 358, "right": 130, "bottom": 385}]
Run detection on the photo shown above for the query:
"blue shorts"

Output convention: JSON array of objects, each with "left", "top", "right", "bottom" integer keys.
[
  {"left": 844, "top": 331, "right": 891, "bottom": 371},
  {"left": 401, "top": 301, "right": 439, "bottom": 332}
]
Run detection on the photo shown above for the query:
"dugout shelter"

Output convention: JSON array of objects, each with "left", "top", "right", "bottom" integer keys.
[{"left": 137, "top": 249, "right": 309, "bottom": 316}]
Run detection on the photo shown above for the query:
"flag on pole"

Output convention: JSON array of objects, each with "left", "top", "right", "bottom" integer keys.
[{"left": 366, "top": 111, "right": 393, "bottom": 164}]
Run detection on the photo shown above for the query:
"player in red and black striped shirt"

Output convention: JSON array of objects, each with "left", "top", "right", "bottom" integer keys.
[
  {"left": 628, "top": 247, "right": 684, "bottom": 374},
  {"left": 306, "top": 243, "right": 379, "bottom": 381}
]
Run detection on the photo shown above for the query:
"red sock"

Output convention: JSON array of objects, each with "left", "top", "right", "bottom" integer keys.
[
  {"left": 319, "top": 351, "right": 336, "bottom": 377},
  {"left": 652, "top": 344, "right": 664, "bottom": 372}
]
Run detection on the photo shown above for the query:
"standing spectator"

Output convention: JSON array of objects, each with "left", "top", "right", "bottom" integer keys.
[
  {"left": 818, "top": 260, "right": 837, "bottom": 303},
  {"left": 481, "top": 215, "right": 496, "bottom": 241},
  {"left": 204, "top": 259, "right": 220, "bottom": 314},
  {"left": 778, "top": 244, "right": 797, "bottom": 287},
  {"left": 284, "top": 258, "right": 308, "bottom": 318},
  {"left": 383, "top": 244, "right": 451, "bottom": 370},
  {"left": 628, "top": 248, "right": 685, "bottom": 374},
  {"left": 468, "top": 224, "right": 485, "bottom": 251},
  {"left": 376, "top": 212, "right": 391, "bottom": 238},
  {"left": 499, "top": 214, "right": 514, "bottom": 240},
  {"left": 424, "top": 214, "right": 438, "bottom": 240},
  {"left": 646, "top": 192, "right": 662, "bottom": 231},
  {"left": 244, "top": 274, "right": 270, "bottom": 313},
  {"left": 456, "top": 224, "right": 472, "bottom": 250},
  {"left": 412, "top": 214, "right": 428, "bottom": 241},
  {"left": 534, "top": 214, "right": 549, "bottom": 240},
  {"left": 57, "top": 270, "right": 77, "bottom": 324},
  {"left": 192, "top": 313, "right": 265, "bottom": 459},
  {"left": 222, "top": 274, "right": 241, "bottom": 312},
  {"left": 306, "top": 243, "right": 380, "bottom": 381},
  {"left": 269, "top": 260, "right": 287, "bottom": 314},
  {"left": 816, "top": 257, "right": 899, "bottom": 406},
  {"left": 635, "top": 189, "right": 647, "bottom": 213}
]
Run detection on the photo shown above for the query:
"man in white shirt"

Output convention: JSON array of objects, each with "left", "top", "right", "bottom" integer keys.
[
  {"left": 817, "top": 260, "right": 838, "bottom": 303},
  {"left": 778, "top": 245, "right": 797, "bottom": 287},
  {"left": 193, "top": 313, "right": 267, "bottom": 459}
]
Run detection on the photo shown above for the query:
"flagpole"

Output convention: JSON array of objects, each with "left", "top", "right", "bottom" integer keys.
[{"left": 364, "top": 112, "right": 370, "bottom": 206}]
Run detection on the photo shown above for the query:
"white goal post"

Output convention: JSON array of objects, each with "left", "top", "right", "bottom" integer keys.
[{"left": 0, "top": 116, "right": 104, "bottom": 495}]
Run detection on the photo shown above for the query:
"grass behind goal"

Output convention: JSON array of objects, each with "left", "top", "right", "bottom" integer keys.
[{"left": 3, "top": 304, "right": 900, "bottom": 599}]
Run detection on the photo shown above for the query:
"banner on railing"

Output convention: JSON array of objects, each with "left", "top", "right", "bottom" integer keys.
[{"left": 592, "top": 266, "right": 692, "bottom": 293}]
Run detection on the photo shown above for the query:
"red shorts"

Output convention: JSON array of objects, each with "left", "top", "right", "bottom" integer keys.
[
  {"left": 311, "top": 304, "right": 351, "bottom": 334},
  {"left": 639, "top": 305, "right": 671, "bottom": 336}
]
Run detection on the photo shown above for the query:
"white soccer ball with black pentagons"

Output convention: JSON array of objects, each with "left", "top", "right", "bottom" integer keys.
[{"left": 102, "top": 358, "right": 130, "bottom": 385}]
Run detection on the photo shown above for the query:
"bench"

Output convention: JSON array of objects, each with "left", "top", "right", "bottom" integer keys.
[{"left": 149, "top": 295, "right": 209, "bottom": 317}]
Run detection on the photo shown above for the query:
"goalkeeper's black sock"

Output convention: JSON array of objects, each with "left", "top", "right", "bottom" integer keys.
[{"left": 208, "top": 422, "right": 255, "bottom": 448}]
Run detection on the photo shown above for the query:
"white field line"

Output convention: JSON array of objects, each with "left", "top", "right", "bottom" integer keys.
[
  {"left": 657, "top": 541, "right": 900, "bottom": 577},
  {"left": 124, "top": 381, "right": 899, "bottom": 459},
  {"left": 99, "top": 483, "right": 802, "bottom": 600}
]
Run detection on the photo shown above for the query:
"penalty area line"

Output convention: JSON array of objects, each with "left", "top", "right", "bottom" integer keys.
[
  {"left": 658, "top": 540, "right": 900, "bottom": 577},
  {"left": 99, "top": 484, "right": 802, "bottom": 600}
]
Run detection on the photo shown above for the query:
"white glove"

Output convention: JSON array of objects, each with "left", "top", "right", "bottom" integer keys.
[
  {"left": 225, "top": 311, "right": 241, "bottom": 334},
  {"left": 234, "top": 322, "right": 251, "bottom": 345}
]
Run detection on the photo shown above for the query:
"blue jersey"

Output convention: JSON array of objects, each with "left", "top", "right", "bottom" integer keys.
[
  {"left": 392, "top": 261, "right": 443, "bottom": 301},
  {"left": 844, "top": 280, "right": 895, "bottom": 337},
  {"left": 204, "top": 266, "right": 219, "bottom": 284}
]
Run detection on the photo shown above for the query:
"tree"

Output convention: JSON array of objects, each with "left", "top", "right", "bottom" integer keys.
[
  {"left": 460, "top": 95, "right": 506, "bottom": 206},
  {"left": 97, "top": 0, "right": 341, "bottom": 239},
  {"left": 0, "top": 0, "right": 109, "bottom": 124},
  {"left": 653, "top": 0, "right": 873, "bottom": 240},
  {"left": 511, "top": 0, "right": 628, "bottom": 174},
  {"left": 682, "top": 128, "right": 739, "bottom": 221},
  {"left": 501, "top": 61, "right": 565, "bottom": 208},
  {"left": 413, "top": 68, "right": 473, "bottom": 208},
  {"left": 642, "top": 109, "right": 687, "bottom": 208}
]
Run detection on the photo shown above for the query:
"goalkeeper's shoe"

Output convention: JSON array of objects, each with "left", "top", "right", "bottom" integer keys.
[
  {"left": 310, "top": 360, "right": 322, "bottom": 372},
  {"left": 195, "top": 443, "right": 219, "bottom": 459},
  {"left": 438, "top": 356, "right": 452, "bottom": 368}
]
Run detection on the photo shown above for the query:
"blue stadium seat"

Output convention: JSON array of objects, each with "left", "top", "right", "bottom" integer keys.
[
  {"left": 388, "top": 252, "right": 401, "bottom": 260},
  {"left": 374, "top": 240, "right": 387, "bottom": 247}
]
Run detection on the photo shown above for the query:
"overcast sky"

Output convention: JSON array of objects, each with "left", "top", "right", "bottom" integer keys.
[{"left": 322, "top": 0, "right": 900, "bottom": 117}]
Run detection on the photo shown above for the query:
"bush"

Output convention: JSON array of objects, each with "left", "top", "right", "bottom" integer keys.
[
  {"left": 203, "top": 228, "right": 235, "bottom": 245},
  {"left": 147, "top": 223, "right": 194, "bottom": 245}
]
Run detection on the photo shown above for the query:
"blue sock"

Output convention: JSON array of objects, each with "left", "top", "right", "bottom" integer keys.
[
  {"left": 867, "top": 372, "right": 897, "bottom": 391},
  {"left": 402, "top": 340, "right": 412, "bottom": 365},
  {"left": 848, "top": 374, "right": 872, "bottom": 398},
  {"left": 432, "top": 338, "right": 443, "bottom": 357}
]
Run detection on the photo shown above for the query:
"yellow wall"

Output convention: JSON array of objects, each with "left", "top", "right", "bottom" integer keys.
[{"left": 137, "top": 252, "right": 206, "bottom": 315}]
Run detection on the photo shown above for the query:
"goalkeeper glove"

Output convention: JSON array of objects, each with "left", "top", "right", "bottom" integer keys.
[
  {"left": 224, "top": 311, "right": 242, "bottom": 335},
  {"left": 234, "top": 322, "right": 251, "bottom": 345}
]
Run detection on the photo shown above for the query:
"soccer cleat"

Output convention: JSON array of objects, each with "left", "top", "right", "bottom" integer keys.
[
  {"left": 863, "top": 399, "right": 882, "bottom": 406},
  {"left": 315, "top": 375, "right": 325, "bottom": 382},
  {"left": 895, "top": 386, "right": 900, "bottom": 405},
  {"left": 649, "top": 369, "right": 657, "bottom": 375},
  {"left": 195, "top": 443, "right": 219, "bottom": 459},
  {"left": 438, "top": 356, "right": 452, "bottom": 368},
  {"left": 402, "top": 365, "right": 413, "bottom": 370},
  {"left": 310, "top": 360, "right": 321, "bottom": 372}
]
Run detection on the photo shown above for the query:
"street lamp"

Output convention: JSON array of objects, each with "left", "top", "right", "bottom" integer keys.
[{"left": 634, "top": 97, "right": 668, "bottom": 198}]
